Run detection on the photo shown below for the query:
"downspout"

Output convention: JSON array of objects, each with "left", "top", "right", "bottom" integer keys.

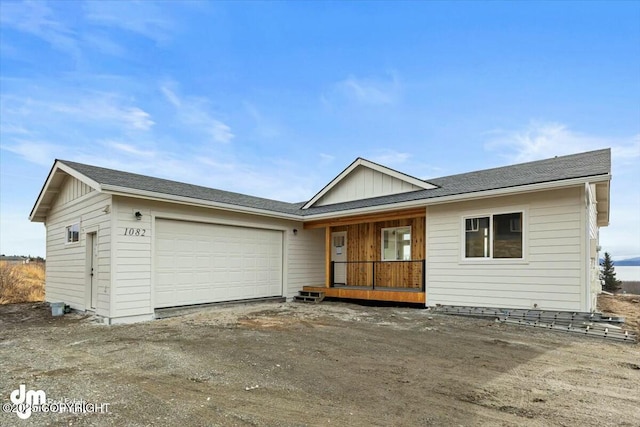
[{"left": 584, "top": 183, "right": 592, "bottom": 312}]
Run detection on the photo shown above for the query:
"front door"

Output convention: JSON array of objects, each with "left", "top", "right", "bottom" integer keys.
[
  {"left": 88, "top": 232, "right": 98, "bottom": 309},
  {"left": 331, "top": 231, "right": 347, "bottom": 285}
]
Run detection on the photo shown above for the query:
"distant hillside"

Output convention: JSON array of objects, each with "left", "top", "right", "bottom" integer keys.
[{"left": 616, "top": 257, "right": 640, "bottom": 266}]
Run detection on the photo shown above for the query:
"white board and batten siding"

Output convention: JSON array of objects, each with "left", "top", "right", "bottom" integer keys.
[
  {"left": 44, "top": 176, "right": 111, "bottom": 316},
  {"left": 315, "top": 166, "right": 424, "bottom": 207},
  {"left": 111, "top": 196, "right": 325, "bottom": 323},
  {"left": 426, "top": 187, "right": 589, "bottom": 311}
]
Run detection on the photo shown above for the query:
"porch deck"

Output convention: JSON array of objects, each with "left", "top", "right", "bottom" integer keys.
[{"left": 302, "top": 286, "right": 426, "bottom": 304}]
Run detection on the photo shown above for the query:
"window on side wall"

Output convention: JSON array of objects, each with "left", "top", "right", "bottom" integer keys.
[
  {"left": 382, "top": 226, "right": 411, "bottom": 261},
  {"left": 66, "top": 223, "right": 80, "bottom": 244},
  {"left": 464, "top": 212, "right": 523, "bottom": 259}
]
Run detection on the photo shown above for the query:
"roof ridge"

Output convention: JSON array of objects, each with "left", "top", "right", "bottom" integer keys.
[
  {"left": 426, "top": 148, "right": 610, "bottom": 181},
  {"left": 48, "top": 148, "right": 610, "bottom": 219}
]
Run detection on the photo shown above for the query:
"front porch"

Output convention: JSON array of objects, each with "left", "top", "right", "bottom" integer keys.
[
  {"left": 303, "top": 285, "right": 426, "bottom": 304},
  {"left": 303, "top": 207, "right": 427, "bottom": 305}
]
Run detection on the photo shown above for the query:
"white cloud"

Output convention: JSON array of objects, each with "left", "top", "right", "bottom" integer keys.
[
  {"left": 329, "top": 73, "right": 401, "bottom": 106},
  {"left": 122, "top": 107, "right": 155, "bottom": 131},
  {"left": 208, "top": 121, "right": 234, "bottom": 144},
  {"left": 198, "top": 159, "right": 318, "bottom": 202},
  {"left": 611, "top": 136, "right": 640, "bottom": 168},
  {"left": 363, "top": 150, "right": 443, "bottom": 181},
  {"left": 81, "top": 32, "right": 126, "bottom": 57},
  {"left": 161, "top": 85, "right": 182, "bottom": 108},
  {"left": 484, "top": 121, "right": 639, "bottom": 164},
  {"left": 161, "top": 84, "right": 234, "bottom": 144},
  {"left": 319, "top": 153, "right": 335, "bottom": 163},
  {"left": 83, "top": 1, "right": 176, "bottom": 43},
  {"left": 0, "top": 1, "right": 80, "bottom": 59},
  {"left": 106, "top": 141, "right": 156, "bottom": 158},
  {"left": 0, "top": 0, "right": 184, "bottom": 65},
  {"left": 0, "top": 91, "right": 154, "bottom": 133},
  {"left": 0, "top": 123, "right": 31, "bottom": 136},
  {"left": 368, "top": 149, "right": 411, "bottom": 165},
  {"left": 2, "top": 140, "right": 64, "bottom": 166},
  {"left": 243, "top": 102, "right": 281, "bottom": 139},
  {"left": 0, "top": 85, "right": 157, "bottom": 186}
]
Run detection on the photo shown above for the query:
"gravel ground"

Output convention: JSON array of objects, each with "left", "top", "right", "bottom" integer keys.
[{"left": 0, "top": 300, "right": 639, "bottom": 427}]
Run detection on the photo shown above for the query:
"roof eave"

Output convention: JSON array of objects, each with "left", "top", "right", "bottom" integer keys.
[
  {"left": 595, "top": 179, "right": 611, "bottom": 227},
  {"left": 301, "top": 174, "right": 612, "bottom": 221},
  {"left": 29, "top": 161, "right": 59, "bottom": 222},
  {"left": 101, "top": 185, "right": 303, "bottom": 221},
  {"left": 29, "top": 161, "right": 103, "bottom": 222}
]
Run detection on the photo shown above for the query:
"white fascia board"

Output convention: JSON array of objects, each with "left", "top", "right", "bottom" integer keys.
[
  {"left": 302, "top": 174, "right": 612, "bottom": 222},
  {"left": 301, "top": 158, "right": 436, "bottom": 210},
  {"left": 101, "top": 185, "right": 302, "bottom": 221},
  {"left": 29, "top": 164, "right": 58, "bottom": 221},
  {"left": 30, "top": 161, "right": 102, "bottom": 221},
  {"left": 302, "top": 158, "right": 362, "bottom": 210}
]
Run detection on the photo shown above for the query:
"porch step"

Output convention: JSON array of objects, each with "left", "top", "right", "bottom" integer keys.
[{"left": 294, "top": 290, "right": 325, "bottom": 304}]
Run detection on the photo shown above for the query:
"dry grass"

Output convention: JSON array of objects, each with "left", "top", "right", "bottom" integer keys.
[
  {"left": 622, "top": 281, "right": 640, "bottom": 294},
  {"left": 0, "top": 261, "right": 45, "bottom": 304},
  {"left": 598, "top": 293, "right": 640, "bottom": 336}
]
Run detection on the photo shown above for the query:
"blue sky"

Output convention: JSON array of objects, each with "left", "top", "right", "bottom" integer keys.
[{"left": 1, "top": 1, "right": 639, "bottom": 259}]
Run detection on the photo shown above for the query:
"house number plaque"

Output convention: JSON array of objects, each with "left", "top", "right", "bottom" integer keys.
[{"left": 123, "top": 228, "right": 147, "bottom": 237}]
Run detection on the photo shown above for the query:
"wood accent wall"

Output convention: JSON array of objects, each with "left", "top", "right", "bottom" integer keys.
[{"left": 331, "top": 216, "right": 425, "bottom": 289}]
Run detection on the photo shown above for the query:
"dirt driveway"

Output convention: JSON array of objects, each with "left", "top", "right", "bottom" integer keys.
[{"left": 1, "top": 301, "right": 638, "bottom": 426}]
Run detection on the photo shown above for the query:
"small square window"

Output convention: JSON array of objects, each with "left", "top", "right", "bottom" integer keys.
[
  {"left": 381, "top": 226, "right": 411, "bottom": 261},
  {"left": 66, "top": 223, "right": 80, "bottom": 243}
]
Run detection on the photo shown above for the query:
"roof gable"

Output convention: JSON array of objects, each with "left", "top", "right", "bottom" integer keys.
[
  {"left": 52, "top": 160, "right": 305, "bottom": 218},
  {"left": 301, "top": 148, "right": 612, "bottom": 216},
  {"left": 30, "top": 161, "right": 101, "bottom": 222},
  {"left": 302, "top": 158, "right": 436, "bottom": 209}
]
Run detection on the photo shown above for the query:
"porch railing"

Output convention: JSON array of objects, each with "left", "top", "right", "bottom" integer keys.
[{"left": 330, "top": 260, "right": 425, "bottom": 291}]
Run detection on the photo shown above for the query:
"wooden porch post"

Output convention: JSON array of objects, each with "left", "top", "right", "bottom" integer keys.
[{"left": 325, "top": 226, "right": 331, "bottom": 288}]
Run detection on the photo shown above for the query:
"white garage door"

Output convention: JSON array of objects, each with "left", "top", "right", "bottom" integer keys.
[{"left": 154, "top": 219, "right": 283, "bottom": 308}]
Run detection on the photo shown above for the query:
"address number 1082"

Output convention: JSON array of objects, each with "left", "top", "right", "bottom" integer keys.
[{"left": 124, "top": 228, "right": 146, "bottom": 236}]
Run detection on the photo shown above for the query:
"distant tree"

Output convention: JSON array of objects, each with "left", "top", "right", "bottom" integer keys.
[{"left": 600, "top": 252, "right": 622, "bottom": 293}]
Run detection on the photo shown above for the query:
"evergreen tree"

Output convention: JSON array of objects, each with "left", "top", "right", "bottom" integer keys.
[{"left": 600, "top": 252, "right": 622, "bottom": 292}]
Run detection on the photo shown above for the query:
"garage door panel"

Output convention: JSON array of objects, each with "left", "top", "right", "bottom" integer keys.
[
  {"left": 195, "top": 256, "right": 210, "bottom": 268},
  {"left": 196, "top": 241, "right": 210, "bottom": 252},
  {"left": 154, "top": 219, "right": 283, "bottom": 308}
]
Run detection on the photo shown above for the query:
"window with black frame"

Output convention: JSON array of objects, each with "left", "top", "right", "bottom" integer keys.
[{"left": 464, "top": 213, "right": 522, "bottom": 259}]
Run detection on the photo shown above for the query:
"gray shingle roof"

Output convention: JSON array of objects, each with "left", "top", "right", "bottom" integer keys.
[
  {"left": 302, "top": 148, "right": 611, "bottom": 215},
  {"left": 59, "top": 160, "right": 305, "bottom": 215},
  {"left": 59, "top": 148, "right": 610, "bottom": 217}
]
